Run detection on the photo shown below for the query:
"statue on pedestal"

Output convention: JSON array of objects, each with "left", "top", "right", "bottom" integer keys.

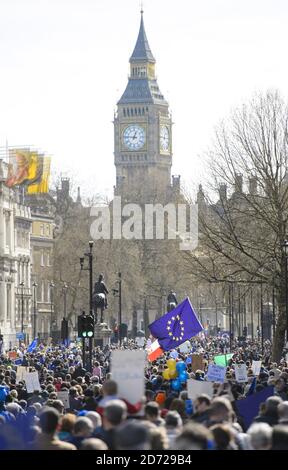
[
  {"left": 92, "top": 274, "right": 109, "bottom": 324},
  {"left": 167, "top": 290, "right": 178, "bottom": 312}
]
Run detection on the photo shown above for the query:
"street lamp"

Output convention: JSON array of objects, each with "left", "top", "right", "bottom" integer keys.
[
  {"left": 80, "top": 241, "right": 94, "bottom": 315},
  {"left": 49, "top": 282, "right": 55, "bottom": 336},
  {"left": 62, "top": 283, "right": 68, "bottom": 319},
  {"left": 80, "top": 241, "right": 94, "bottom": 372},
  {"left": 32, "top": 282, "right": 37, "bottom": 339},
  {"left": 282, "top": 239, "right": 288, "bottom": 341},
  {"left": 19, "top": 281, "right": 25, "bottom": 341}
]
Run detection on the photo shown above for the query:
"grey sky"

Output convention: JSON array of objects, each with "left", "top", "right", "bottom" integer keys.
[{"left": 0, "top": 0, "right": 288, "bottom": 198}]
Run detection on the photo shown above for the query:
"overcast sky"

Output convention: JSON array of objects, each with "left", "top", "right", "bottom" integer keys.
[{"left": 0, "top": 0, "right": 288, "bottom": 199}]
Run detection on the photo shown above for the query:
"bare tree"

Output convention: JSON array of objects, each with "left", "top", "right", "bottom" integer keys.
[{"left": 184, "top": 91, "right": 288, "bottom": 360}]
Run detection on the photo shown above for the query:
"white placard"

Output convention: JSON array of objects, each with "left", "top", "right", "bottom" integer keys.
[
  {"left": 25, "top": 371, "right": 41, "bottom": 393},
  {"left": 179, "top": 341, "right": 191, "bottom": 354},
  {"left": 187, "top": 379, "right": 214, "bottom": 400},
  {"left": 207, "top": 364, "right": 226, "bottom": 383},
  {"left": 16, "top": 366, "right": 28, "bottom": 384},
  {"left": 234, "top": 364, "right": 248, "bottom": 383},
  {"left": 111, "top": 350, "right": 145, "bottom": 404},
  {"left": 135, "top": 337, "right": 145, "bottom": 347},
  {"left": 57, "top": 391, "right": 70, "bottom": 409},
  {"left": 252, "top": 360, "right": 262, "bottom": 376}
]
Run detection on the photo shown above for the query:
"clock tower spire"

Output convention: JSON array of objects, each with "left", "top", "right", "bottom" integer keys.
[{"left": 114, "top": 11, "right": 172, "bottom": 200}]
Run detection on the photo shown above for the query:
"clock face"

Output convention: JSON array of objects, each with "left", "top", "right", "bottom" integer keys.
[
  {"left": 160, "top": 125, "right": 170, "bottom": 151},
  {"left": 123, "top": 125, "right": 145, "bottom": 150}
]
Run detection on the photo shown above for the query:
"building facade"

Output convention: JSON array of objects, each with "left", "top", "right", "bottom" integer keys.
[
  {"left": 27, "top": 195, "right": 55, "bottom": 340},
  {"left": 0, "top": 159, "right": 32, "bottom": 349}
]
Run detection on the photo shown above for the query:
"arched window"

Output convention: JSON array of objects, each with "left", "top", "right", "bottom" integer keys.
[
  {"left": 131, "top": 109, "right": 133, "bottom": 116},
  {"left": 123, "top": 108, "right": 126, "bottom": 116}
]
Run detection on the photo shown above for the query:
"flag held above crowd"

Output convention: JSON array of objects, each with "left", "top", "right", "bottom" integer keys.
[
  {"left": 5, "top": 148, "right": 51, "bottom": 193},
  {"left": 148, "top": 297, "right": 203, "bottom": 351}
]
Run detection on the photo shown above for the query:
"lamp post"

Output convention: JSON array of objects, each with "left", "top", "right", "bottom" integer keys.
[
  {"left": 118, "top": 272, "right": 122, "bottom": 346},
  {"left": 63, "top": 283, "right": 68, "bottom": 319},
  {"left": 32, "top": 282, "right": 37, "bottom": 339},
  {"left": 19, "top": 281, "right": 25, "bottom": 342},
  {"left": 80, "top": 241, "right": 94, "bottom": 371},
  {"left": 49, "top": 282, "right": 55, "bottom": 336},
  {"left": 80, "top": 241, "right": 94, "bottom": 316},
  {"left": 112, "top": 272, "right": 122, "bottom": 346},
  {"left": 282, "top": 239, "right": 288, "bottom": 342}
]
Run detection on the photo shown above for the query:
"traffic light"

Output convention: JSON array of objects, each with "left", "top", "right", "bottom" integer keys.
[
  {"left": 85, "top": 315, "right": 95, "bottom": 338},
  {"left": 77, "top": 313, "right": 94, "bottom": 338},
  {"left": 61, "top": 318, "right": 69, "bottom": 340}
]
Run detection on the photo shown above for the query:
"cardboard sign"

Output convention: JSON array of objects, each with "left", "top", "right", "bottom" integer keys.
[
  {"left": 16, "top": 366, "right": 28, "bottom": 384},
  {"left": 234, "top": 364, "right": 248, "bottom": 383},
  {"left": 191, "top": 354, "right": 204, "bottom": 373},
  {"left": 8, "top": 351, "right": 17, "bottom": 360},
  {"left": 135, "top": 337, "right": 145, "bottom": 348},
  {"left": 57, "top": 391, "right": 70, "bottom": 409},
  {"left": 179, "top": 341, "right": 191, "bottom": 354},
  {"left": 111, "top": 350, "right": 145, "bottom": 404},
  {"left": 25, "top": 371, "right": 41, "bottom": 393},
  {"left": 207, "top": 364, "right": 226, "bottom": 383},
  {"left": 187, "top": 379, "right": 214, "bottom": 400},
  {"left": 252, "top": 360, "right": 262, "bottom": 376}
]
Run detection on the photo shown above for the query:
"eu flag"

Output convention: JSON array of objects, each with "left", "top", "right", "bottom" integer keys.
[
  {"left": 27, "top": 338, "right": 38, "bottom": 353},
  {"left": 149, "top": 298, "right": 203, "bottom": 351}
]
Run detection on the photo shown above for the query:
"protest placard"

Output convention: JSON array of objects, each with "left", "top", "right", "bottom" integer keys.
[
  {"left": 57, "top": 391, "right": 70, "bottom": 409},
  {"left": 187, "top": 379, "right": 214, "bottom": 400},
  {"left": 135, "top": 337, "right": 145, "bottom": 348},
  {"left": 207, "top": 364, "right": 226, "bottom": 383},
  {"left": 214, "top": 354, "right": 233, "bottom": 367},
  {"left": 8, "top": 351, "right": 17, "bottom": 360},
  {"left": 16, "top": 366, "right": 28, "bottom": 384},
  {"left": 25, "top": 371, "right": 41, "bottom": 393},
  {"left": 234, "top": 364, "right": 248, "bottom": 383},
  {"left": 111, "top": 350, "right": 145, "bottom": 404},
  {"left": 252, "top": 360, "right": 262, "bottom": 376},
  {"left": 191, "top": 354, "right": 204, "bottom": 373},
  {"left": 179, "top": 341, "right": 191, "bottom": 354}
]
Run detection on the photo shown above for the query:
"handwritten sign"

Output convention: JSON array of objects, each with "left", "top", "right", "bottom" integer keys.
[
  {"left": 252, "top": 361, "right": 262, "bottom": 376},
  {"left": 111, "top": 350, "right": 145, "bottom": 404},
  {"left": 16, "top": 366, "right": 28, "bottom": 384},
  {"left": 179, "top": 341, "right": 191, "bottom": 354},
  {"left": 207, "top": 364, "right": 226, "bottom": 383},
  {"left": 135, "top": 337, "right": 145, "bottom": 348},
  {"left": 234, "top": 364, "right": 248, "bottom": 383},
  {"left": 187, "top": 379, "right": 214, "bottom": 400},
  {"left": 191, "top": 354, "right": 204, "bottom": 373},
  {"left": 57, "top": 391, "right": 70, "bottom": 409},
  {"left": 8, "top": 351, "right": 17, "bottom": 360},
  {"left": 25, "top": 371, "right": 41, "bottom": 393}
]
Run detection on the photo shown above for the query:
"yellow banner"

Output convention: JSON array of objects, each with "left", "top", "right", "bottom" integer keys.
[
  {"left": 27, "top": 156, "right": 51, "bottom": 194},
  {"left": 5, "top": 149, "right": 43, "bottom": 188}
]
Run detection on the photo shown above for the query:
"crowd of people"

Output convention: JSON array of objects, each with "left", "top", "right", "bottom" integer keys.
[{"left": 0, "top": 335, "right": 288, "bottom": 451}]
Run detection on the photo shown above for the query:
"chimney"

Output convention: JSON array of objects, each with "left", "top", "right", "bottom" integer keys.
[
  {"left": 234, "top": 174, "right": 243, "bottom": 193},
  {"left": 76, "top": 186, "right": 82, "bottom": 205},
  {"left": 197, "top": 184, "right": 205, "bottom": 205},
  {"left": 172, "top": 175, "right": 181, "bottom": 191},
  {"left": 249, "top": 177, "right": 257, "bottom": 195},
  {"left": 219, "top": 183, "right": 227, "bottom": 201}
]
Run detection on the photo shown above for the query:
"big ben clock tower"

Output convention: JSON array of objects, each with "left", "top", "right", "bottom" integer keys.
[{"left": 114, "top": 11, "right": 172, "bottom": 200}]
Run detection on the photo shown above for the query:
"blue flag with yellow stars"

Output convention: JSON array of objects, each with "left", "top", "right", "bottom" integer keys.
[{"left": 149, "top": 297, "right": 203, "bottom": 351}]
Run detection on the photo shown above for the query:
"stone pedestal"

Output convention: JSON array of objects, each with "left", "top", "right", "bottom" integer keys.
[{"left": 94, "top": 323, "right": 112, "bottom": 348}]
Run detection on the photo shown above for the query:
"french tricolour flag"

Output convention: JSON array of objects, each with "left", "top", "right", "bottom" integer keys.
[{"left": 146, "top": 339, "right": 164, "bottom": 362}]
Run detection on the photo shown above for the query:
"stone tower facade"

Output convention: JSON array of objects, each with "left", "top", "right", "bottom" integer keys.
[{"left": 114, "top": 12, "right": 172, "bottom": 201}]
